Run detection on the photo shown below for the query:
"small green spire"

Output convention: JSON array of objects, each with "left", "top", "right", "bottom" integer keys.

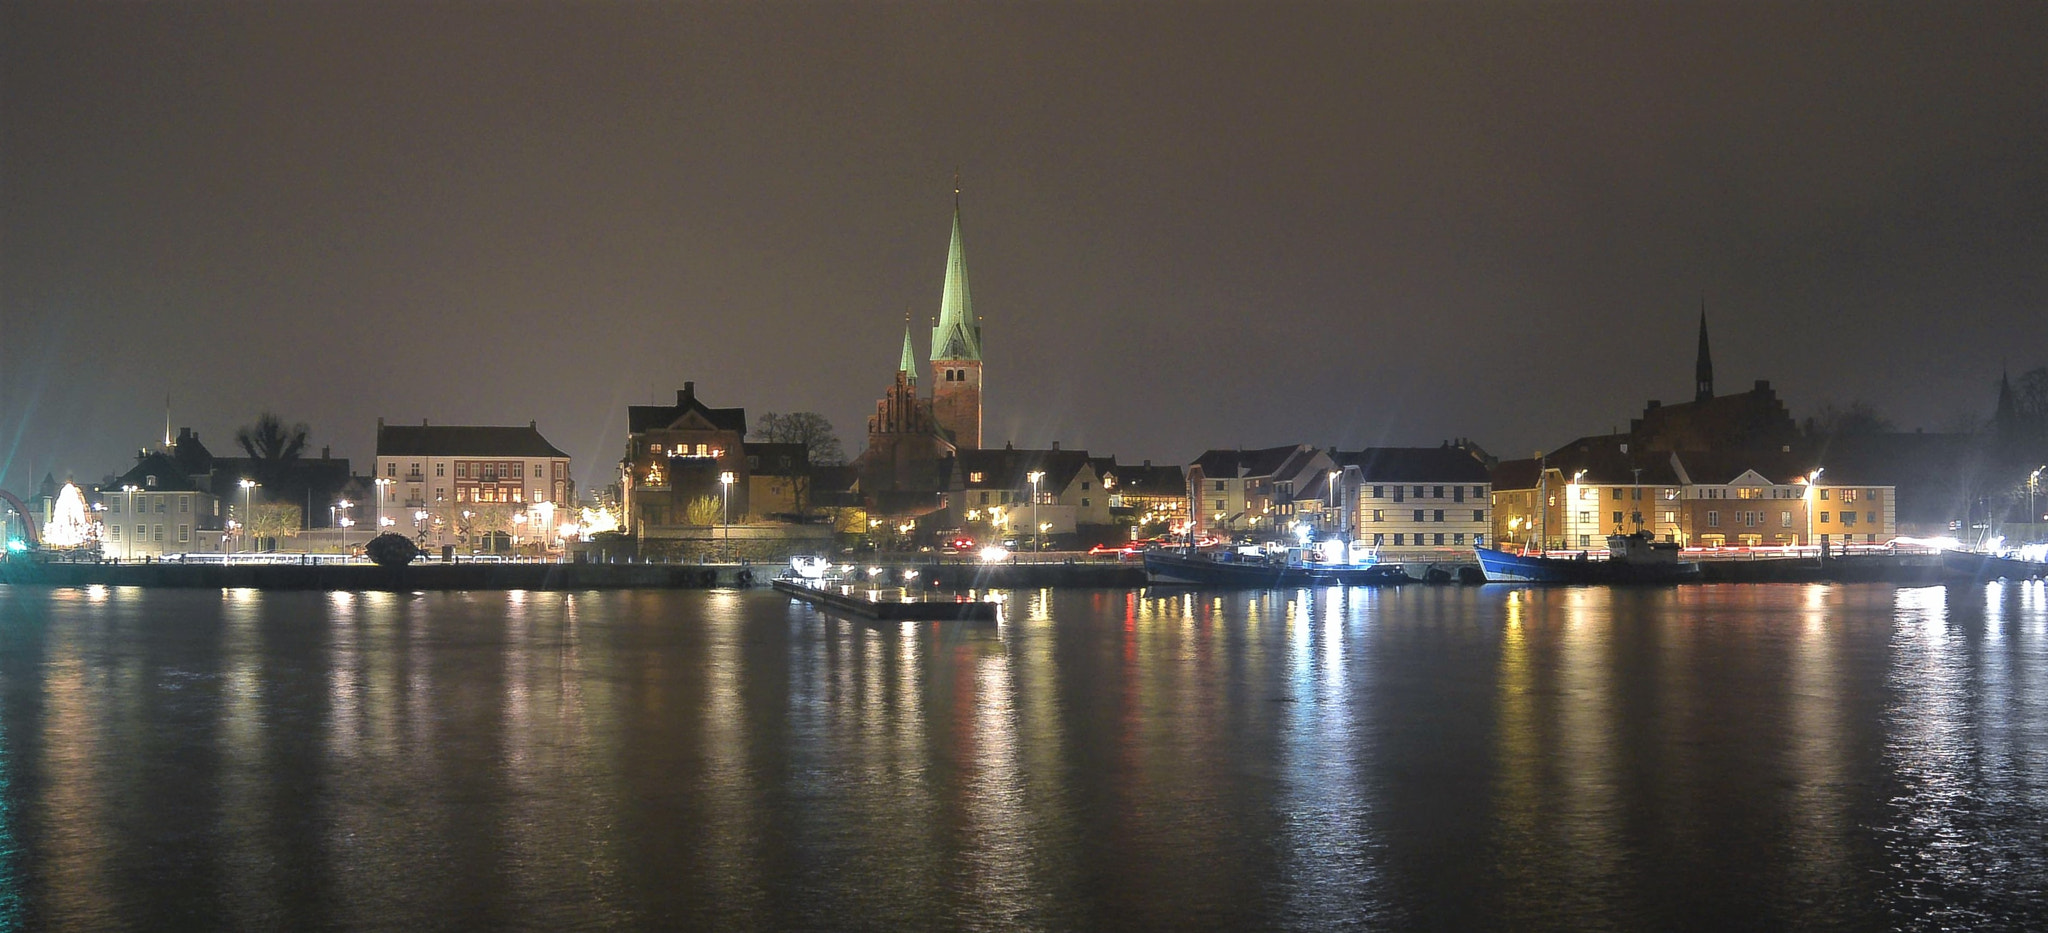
[
  {"left": 931, "top": 193, "right": 981, "bottom": 362},
  {"left": 898, "top": 323, "right": 919, "bottom": 384}
]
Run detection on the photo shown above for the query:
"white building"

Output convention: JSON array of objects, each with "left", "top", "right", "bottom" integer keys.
[
  {"left": 372, "top": 420, "right": 575, "bottom": 550},
  {"left": 1339, "top": 446, "right": 1494, "bottom": 557},
  {"left": 102, "top": 450, "right": 221, "bottom": 558}
]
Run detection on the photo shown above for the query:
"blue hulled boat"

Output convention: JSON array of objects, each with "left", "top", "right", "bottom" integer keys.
[{"left": 1475, "top": 532, "right": 1702, "bottom": 584}]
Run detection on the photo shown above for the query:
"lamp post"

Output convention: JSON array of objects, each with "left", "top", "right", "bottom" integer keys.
[
  {"left": 336, "top": 499, "right": 353, "bottom": 557},
  {"left": 1805, "top": 468, "right": 1825, "bottom": 555},
  {"left": 1027, "top": 471, "right": 1045, "bottom": 556},
  {"left": 2031, "top": 466, "right": 2044, "bottom": 540},
  {"left": 414, "top": 509, "right": 429, "bottom": 547},
  {"left": 719, "top": 471, "right": 734, "bottom": 560},
  {"left": 239, "top": 479, "right": 259, "bottom": 554}
]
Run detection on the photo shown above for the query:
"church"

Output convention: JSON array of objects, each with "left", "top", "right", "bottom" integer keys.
[{"left": 856, "top": 192, "right": 985, "bottom": 512}]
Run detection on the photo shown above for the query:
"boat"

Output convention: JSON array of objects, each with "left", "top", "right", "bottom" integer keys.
[
  {"left": 1940, "top": 548, "right": 2048, "bottom": 582},
  {"left": 1143, "top": 546, "right": 1411, "bottom": 587},
  {"left": 1474, "top": 532, "right": 1702, "bottom": 584}
]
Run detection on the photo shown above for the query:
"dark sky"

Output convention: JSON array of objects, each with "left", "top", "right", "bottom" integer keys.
[{"left": 4, "top": 2, "right": 2044, "bottom": 494}]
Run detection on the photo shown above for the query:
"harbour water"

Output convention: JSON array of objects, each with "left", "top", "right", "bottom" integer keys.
[{"left": 1, "top": 582, "right": 2045, "bottom": 931}]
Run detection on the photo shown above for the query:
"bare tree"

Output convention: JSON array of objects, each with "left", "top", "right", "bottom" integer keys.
[
  {"left": 248, "top": 503, "right": 302, "bottom": 547},
  {"left": 236, "top": 412, "right": 310, "bottom": 463},
  {"left": 754, "top": 412, "right": 845, "bottom": 465}
]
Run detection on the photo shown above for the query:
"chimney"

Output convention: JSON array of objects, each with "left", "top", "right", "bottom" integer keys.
[
  {"left": 421, "top": 418, "right": 428, "bottom": 427},
  {"left": 678, "top": 381, "right": 695, "bottom": 407},
  {"left": 1143, "top": 459, "right": 1151, "bottom": 467},
  {"left": 1755, "top": 380, "right": 1771, "bottom": 392},
  {"left": 530, "top": 420, "right": 537, "bottom": 429},
  {"left": 321, "top": 445, "right": 331, "bottom": 460},
  {"left": 1647, "top": 400, "right": 1661, "bottom": 409},
  {"left": 377, "top": 417, "right": 385, "bottom": 429},
  {"left": 1051, "top": 440, "right": 1060, "bottom": 451}
]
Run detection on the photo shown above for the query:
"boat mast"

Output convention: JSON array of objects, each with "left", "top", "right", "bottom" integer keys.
[{"left": 1537, "top": 454, "right": 1549, "bottom": 555}]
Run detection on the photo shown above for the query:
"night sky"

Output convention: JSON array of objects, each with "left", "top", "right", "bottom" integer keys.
[{"left": 4, "top": 2, "right": 2043, "bottom": 493}]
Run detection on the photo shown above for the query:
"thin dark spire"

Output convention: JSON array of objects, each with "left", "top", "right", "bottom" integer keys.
[{"left": 1695, "top": 300, "right": 1714, "bottom": 403}]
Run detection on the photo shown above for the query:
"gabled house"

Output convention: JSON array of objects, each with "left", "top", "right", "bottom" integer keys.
[
  {"left": 103, "top": 450, "right": 220, "bottom": 558},
  {"left": 1336, "top": 446, "right": 1494, "bottom": 553},
  {"left": 621, "top": 382, "right": 749, "bottom": 538},
  {"left": 945, "top": 443, "right": 1109, "bottom": 544},
  {"left": 1186, "top": 445, "right": 1335, "bottom": 537}
]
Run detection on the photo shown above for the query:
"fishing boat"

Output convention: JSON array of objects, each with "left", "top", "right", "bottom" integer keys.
[
  {"left": 1143, "top": 545, "right": 1411, "bottom": 587},
  {"left": 1474, "top": 532, "right": 1702, "bottom": 584},
  {"left": 1940, "top": 548, "right": 2048, "bottom": 582}
]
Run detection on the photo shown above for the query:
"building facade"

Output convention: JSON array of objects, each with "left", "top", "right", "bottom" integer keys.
[
  {"left": 620, "top": 383, "right": 748, "bottom": 540},
  {"left": 373, "top": 419, "right": 574, "bottom": 549},
  {"left": 1338, "top": 446, "right": 1493, "bottom": 555}
]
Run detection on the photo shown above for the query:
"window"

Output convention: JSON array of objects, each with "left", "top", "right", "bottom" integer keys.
[
  {"left": 1433, "top": 509, "right": 1444, "bottom": 522},
  {"left": 970, "top": 472, "right": 984, "bottom": 483},
  {"left": 747, "top": 456, "right": 760, "bottom": 469},
  {"left": 1413, "top": 486, "right": 1424, "bottom": 498},
  {"left": 1372, "top": 485, "right": 1384, "bottom": 498},
  {"left": 1373, "top": 533, "right": 1385, "bottom": 545},
  {"left": 1612, "top": 488, "right": 1624, "bottom": 500},
  {"left": 1782, "top": 511, "right": 1793, "bottom": 527},
  {"left": 1707, "top": 511, "right": 1720, "bottom": 528},
  {"left": 108, "top": 526, "right": 121, "bottom": 541},
  {"left": 1413, "top": 509, "right": 1424, "bottom": 522},
  {"left": 1475, "top": 534, "right": 1485, "bottom": 546},
  {"left": 514, "top": 464, "right": 525, "bottom": 479},
  {"left": 1819, "top": 489, "right": 1830, "bottom": 500},
  {"left": 1454, "top": 533, "right": 1465, "bottom": 545},
  {"left": 180, "top": 496, "right": 190, "bottom": 513},
  {"left": 1453, "top": 486, "right": 1465, "bottom": 503},
  {"left": 1214, "top": 480, "right": 1225, "bottom": 491},
  {"left": 1081, "top": 498, "right": 1090, "bottom": 507},
  {"left": 1819, "top": 511, "right": 1829, "bottom": 523},
  {"left": 1867, "top": 511, "right": 1877, "bottom": 525},
  {"left": 1393, "top": 487, "right": 1405, "bottom": 503},
  {"left": 436, "top": 463, "right": 446, "bottom": 477},
  {"left": 156, "top": 500, "right": 166, "bottom": 513},
  {"left": 1081, "top": 481, "right": 1090, "bottom": 491},
  {"left": 1840, "top": 489, "right": 1859, "bottom": 502},
  {"left": 387, "top": 463, "right": 396, "bottom": 477},
  {"left": 1474, "top": 509, "right": 1485, "bottom": 522},
  {"left": 1632, "top": 487, "right": 1642, "bottom": 500},
  {"left": 1842, "top": 511, "right": 1857, "bottom": 526},
  {"left": 1660, "top": 511, "right": 1677, "bottom": 524},
  {"left": 1578, "top": 511, "right": 1591, "bottom": 525},
  {"left": 436, "top": 489, "right": 446, "bottom": 502},
  {"left": 1213, "top": 499, "right": 1225, "bottom": 511},
  {"left": 1433, "top": 486, "right": 1444, "bottom": 498},
  {"left": 1394, "top": 534, "right": 1404, "bottom": 545},
  {"left": 153, "top": 525, "right": 164, "bottom": 542},
  {"left": 178, "top": 525, "right": 189, "bottom": 543},
  {"left": 1612, "top": 511, "right": 1623, "bottom": 525},
  {"left": 1579, "top": 534, "right": 1591, "bottom": 547},
  {"left": 979, "top": 492, "right": 989, "bottom": 505},
  {"left": 1434, "top": 533, "right": 1445, "bottom": 546},
  {"left": 110, "top": 500, "right": 121, "bottom": 514},
  {"left": 1372, "top": 509, "right": 1384, "bottom": 522}
]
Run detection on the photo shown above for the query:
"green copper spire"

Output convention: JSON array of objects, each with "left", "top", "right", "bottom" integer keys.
[
  {"left": 898, "top": 323, "right": 919, "bottom": 384},
  {"left": 930, "top": 193, "right": 981, "bottom": 362}
]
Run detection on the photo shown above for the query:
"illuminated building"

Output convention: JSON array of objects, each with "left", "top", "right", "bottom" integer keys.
[{"left": 373, "top": 419, "right": 574, "bottom": 545}]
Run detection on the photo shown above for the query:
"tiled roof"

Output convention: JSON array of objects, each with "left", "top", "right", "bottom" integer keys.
[
  {"left": 626, "top": 384, "right": 747, "bottom": 435},
  {"left": 1335, "top": 446, "right": 1492, "bottom": 483},
  {"left": 376, "top": 424, "right": 569, "bottom": 458},
  {"left": 1189, "top": 445, "right": 1305, "bottom": 479},
  {"left": 954, "top": 447, "right": 1094, "bottom": 491},
  {"left": 110, "top": 452, "right": 206, "bottom": 493}
]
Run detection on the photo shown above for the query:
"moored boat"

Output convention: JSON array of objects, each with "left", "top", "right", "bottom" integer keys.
[
  {"left": 1940, "top": 548, "right": 2048, "bottom": 582},
  {"left": 1143, "top": 547, "right": 1411, "bottom": 587},
  {"left": 1475, "top": 532, "right": 1702, "bottom": 584}
]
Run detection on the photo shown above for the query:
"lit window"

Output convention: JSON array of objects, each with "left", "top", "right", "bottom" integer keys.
[{"left": 970, "top": 472, "right": 984, "bottom": 483}]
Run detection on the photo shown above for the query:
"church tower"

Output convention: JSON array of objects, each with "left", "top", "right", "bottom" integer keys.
[
  {"left": 1694, "top": 305, "right": 1715, "bottom": 402},
  {"left": 930, "top": 191, "right": 983, "bottom": 450}
]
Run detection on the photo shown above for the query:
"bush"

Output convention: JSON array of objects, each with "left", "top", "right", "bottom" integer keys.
[{"left": 364, "top": 533, "right": 421, "bottom": 568}]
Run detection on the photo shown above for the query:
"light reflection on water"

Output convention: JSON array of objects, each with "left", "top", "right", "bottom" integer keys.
[{"left": 0, "top": 583, "right": 2046, "bottom": 930}]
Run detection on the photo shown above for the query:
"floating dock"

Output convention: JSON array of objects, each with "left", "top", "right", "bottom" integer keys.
[{"left": 772, "top": 578, "right": 999, "bottom": 622}]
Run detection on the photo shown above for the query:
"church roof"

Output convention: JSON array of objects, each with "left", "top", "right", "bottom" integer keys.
[
  {"left": 930, "top": 197, "right": 981, "bottom": 362},
  {"left": 898, "top": 325, "right": 919, "bottom": 384}
]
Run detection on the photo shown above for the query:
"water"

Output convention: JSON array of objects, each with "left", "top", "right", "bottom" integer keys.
[{"left": 1, "top": 583, "right": 2046, "bottom": 931}]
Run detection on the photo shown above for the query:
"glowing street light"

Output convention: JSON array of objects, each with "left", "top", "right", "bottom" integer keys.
[
  {"left": 1027, "top": 470, "right": 1045, "bottom": 556},
  {"left": 1805, "top": 468, "right": 1825, "bottom": 552},
  {"left": 239, "top": 479, "right": 259, "bottom": 554},
  {"left": 719, "top": 471, "right": 735, "bottom": 560},
  {"left": 121, "top": 484, "right": 139, "bottom": 560}
]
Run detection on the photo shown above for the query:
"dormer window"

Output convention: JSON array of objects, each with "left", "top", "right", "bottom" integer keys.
[
  {"left": 969, "top": 471, "right": 984, "bottom": 483},
  {"left": 146, "top": 475, "right": 158, "bottom": 487}
]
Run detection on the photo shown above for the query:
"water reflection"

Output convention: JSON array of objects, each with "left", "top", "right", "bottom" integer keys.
[{"left": 1, "top": 585, "right": 2046, "bottom": 930}]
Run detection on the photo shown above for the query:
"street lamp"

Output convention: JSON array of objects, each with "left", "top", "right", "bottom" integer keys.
[
  {"left": 2031, "top": 466, "right": 2044, "bottom": 538},
  {"left": 238, "top": 479, "right": 259, "bottom": 554},
  {"left": 1806, "top": 468, "right": 1825, "bottom": 555},
  {"left": 719, "top": 471, "right": 734, "bottom": 560},
  {"left": 336, "top": 499, "right": 353, "bottom": 557},
  {"left": 1027, "top": 470, "right": 1045, "bottom": 556}
]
